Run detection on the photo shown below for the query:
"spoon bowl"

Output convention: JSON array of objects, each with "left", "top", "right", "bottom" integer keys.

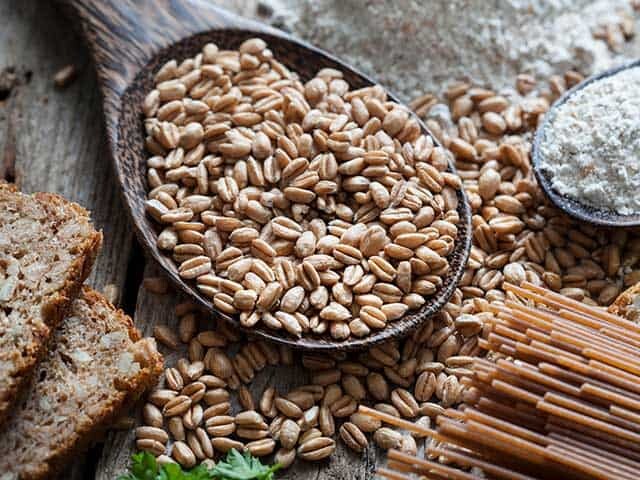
[
  {"left": 532, "top": 59, "right": 640, "bottom": 228},
  {"left": 64, "top": 0, "right": 472, "bottom": 351}
]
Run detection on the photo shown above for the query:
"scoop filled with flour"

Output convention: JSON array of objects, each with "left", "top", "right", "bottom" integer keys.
[{"left": 540, "top": 66, "right": 640, "bottom": 215}]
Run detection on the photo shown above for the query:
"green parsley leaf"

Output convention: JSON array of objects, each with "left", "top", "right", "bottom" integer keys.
[
  {"left": 210, "top": 449, "right": 281, "bottom": 480},
  {"left": 118, "top": 452, "right": 159, "bottom": 480},
  {"left": 186, "top": 464, "right": 217, "bottom": 480},
  {"left": 117, "top": 449, "right": 280, "bottom": 480},
  {"left": 159, "top": 463, "right": 183, "bottom": 480}
]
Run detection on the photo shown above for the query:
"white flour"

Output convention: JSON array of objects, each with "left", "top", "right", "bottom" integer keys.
[
  {"left": 540, "top": 66, "right": 640, "bottom": 214},
  {"left": 264, "top": 0, "right": 638, "bottom": 101}
]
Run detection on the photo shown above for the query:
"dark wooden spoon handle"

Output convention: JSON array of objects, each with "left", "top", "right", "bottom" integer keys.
[{"left": 63, "top": 0, "right": 264, "bottom": 107}]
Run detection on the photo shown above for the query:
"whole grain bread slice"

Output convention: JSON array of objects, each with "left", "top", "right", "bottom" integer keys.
[
  {"left": 0, "top": 287, "right": 163, "bottom": 480},
  {"left": 0, "top": 184, "right": 102, "bottom": 424}
]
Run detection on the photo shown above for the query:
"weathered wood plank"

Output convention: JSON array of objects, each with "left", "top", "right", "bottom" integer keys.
[
  {"left": 0, "top": 0, "right": 134, "bottom": 293},
  {"left": 0, "top": 2, "right": 135, "bottom": 478}
]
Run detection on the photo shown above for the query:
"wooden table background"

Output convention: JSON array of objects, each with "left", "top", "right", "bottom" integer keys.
[{"left": 0, "top": 1, "right": 384, "bottom": 478}]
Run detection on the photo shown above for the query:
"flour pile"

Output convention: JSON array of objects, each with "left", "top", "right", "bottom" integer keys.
[
  {"left": 264, "top": 0, "right": 638, "bottom": 101},
  {"left": 540, "top": 66, "right": 640, "bottom": 214}
]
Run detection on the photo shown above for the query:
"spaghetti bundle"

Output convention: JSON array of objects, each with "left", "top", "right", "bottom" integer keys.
[{"left": 361, "top": 281, "right": 640, "bottom": 480}]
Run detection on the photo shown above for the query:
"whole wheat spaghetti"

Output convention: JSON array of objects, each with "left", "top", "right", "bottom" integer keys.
[{"left": 361, "top": 281, "right": 640, "bottom": 480}]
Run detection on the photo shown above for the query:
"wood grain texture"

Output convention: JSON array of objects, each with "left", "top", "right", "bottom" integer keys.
[
  {"left": 0, "top": 0, "right": 133, "bottom": 293},
  {"left": 0, "top": 1, "right": 136, "bottom": 478},
  {"left": 65, "top": 0, "right": 471, "bottom": 351}
]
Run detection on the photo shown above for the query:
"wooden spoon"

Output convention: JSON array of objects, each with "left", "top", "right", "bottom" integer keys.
[{"left": 62, "top": 0, "right": 472, "bottom": 351}]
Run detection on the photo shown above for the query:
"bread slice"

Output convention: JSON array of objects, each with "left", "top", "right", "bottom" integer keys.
[
  {"left": 608, "top": 282, "right": 640, "bottom": 322},
  {"left": 0, "top": 287, "right": 163, "bottom": 479},
  {"left": 0, "top": 184, "right": 102, "bottom": 424}
]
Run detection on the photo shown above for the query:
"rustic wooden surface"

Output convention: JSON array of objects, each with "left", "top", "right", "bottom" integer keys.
[{"left": 0, "top": 1, "right": 382, "bottom": 478}]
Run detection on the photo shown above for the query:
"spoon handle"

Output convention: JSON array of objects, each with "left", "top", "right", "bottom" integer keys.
[{"left": 62, "top": 0, "right": 263, "bottom": 103}]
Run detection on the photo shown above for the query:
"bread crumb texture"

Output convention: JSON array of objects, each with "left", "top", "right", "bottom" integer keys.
[
  {"left": 0, "top": 184, "right": 102, "bottom": 425},
  {"left": 0, "top": 288, "right": 163, "bottom": 480},
  {"left": 608, "top": 282, "right": 640, "bottom": 322}
]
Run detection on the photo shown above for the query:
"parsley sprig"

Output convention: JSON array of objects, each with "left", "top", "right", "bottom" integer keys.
[
  {"left": 210, "top": 449, "right": 280, "bottom": 479},
  {"left": 117, "top": 449, "right": 280, "bottom": 480}
]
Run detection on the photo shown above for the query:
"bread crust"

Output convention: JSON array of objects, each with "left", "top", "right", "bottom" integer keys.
[
  {"left": 0, "top": 184, "right": 103, "bottom": 425},
  {"left": 1, "top": 287, "right": 163, "bottom": 480},
  {"left": 608, "top": 282, "right": 640, "bottom": 319}
]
